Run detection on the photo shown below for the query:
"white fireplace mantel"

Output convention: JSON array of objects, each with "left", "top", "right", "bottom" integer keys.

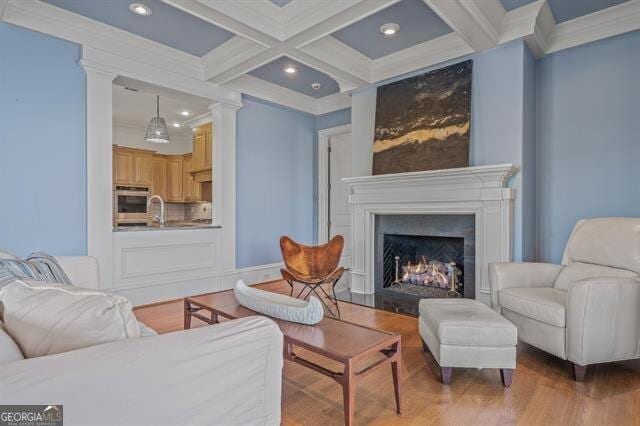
[{"left": 344, "top": 164, "right": 518, "bottom": 306}]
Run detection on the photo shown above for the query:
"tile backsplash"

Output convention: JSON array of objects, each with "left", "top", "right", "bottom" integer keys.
[{"left": 149, "top": 202, "right": 212, "bottom": 222}]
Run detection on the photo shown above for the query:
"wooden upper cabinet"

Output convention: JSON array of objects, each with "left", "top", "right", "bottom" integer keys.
[
  {"left": 133, "top": 152, "right": 153, "bottom": 186},
  {"left": 113, "top": 147, "right": 133, "bottom": 185},
  {"left": 152, "top": 155, "right": 167, "bottom": 199},
  {"left": 182, "top": 154, "right": 202, "bottom": 202},
  {"left": 166, "top": 156, "right": 184, "bottom": 202},
  {"left": 113, "top": 146, "right": 153, "bottom": 187},
  {"left": 191, "top": 123, "right": 212, "bottom": 173}
]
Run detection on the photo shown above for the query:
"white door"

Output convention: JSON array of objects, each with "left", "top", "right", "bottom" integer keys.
[{"left": 328, "top": 132, "right": 352, "bottom": 268}]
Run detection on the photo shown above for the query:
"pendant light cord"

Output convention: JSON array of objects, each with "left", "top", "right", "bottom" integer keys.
[{"left": 156, "top": 94, "right": 160, "bottom": 118}]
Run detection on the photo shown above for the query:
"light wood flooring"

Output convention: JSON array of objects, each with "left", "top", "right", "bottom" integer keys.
[{"left": 134, "top": 281, "right": 640, "bottom": 426}]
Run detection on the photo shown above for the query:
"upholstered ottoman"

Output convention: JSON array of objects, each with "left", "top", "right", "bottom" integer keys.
[{"left": 418, "top": 298, "right": 517, "bottom": 387}]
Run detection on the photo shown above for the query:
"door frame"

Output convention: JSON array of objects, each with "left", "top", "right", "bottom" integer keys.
[{"left": 317, "top": 124, "right": 351, "bottom": 245}]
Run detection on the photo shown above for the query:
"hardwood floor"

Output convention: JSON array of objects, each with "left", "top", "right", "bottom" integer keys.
[{"left": 134, "top": 281, "right": 640, "bottom": 425}]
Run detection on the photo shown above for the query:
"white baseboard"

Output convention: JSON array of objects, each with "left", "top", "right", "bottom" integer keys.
[{"left": 111, "top": 262, "right": 283, "bottom": 306}]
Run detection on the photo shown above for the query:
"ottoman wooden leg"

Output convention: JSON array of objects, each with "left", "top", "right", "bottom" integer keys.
[
  {"left": 572, "top": 363, "right": 587, "bottom": 382},
  {"left": 441, "top": 367, "right": 452, "bottom": 385},
  {"left": 500, "top": 369, "right": 513, "bottom": 387}
]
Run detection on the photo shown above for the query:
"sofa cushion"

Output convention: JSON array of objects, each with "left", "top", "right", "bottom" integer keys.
[
  {"left": 0, "top": 252, "right": 72, "bottom": 287},
  {"left": 554, "top": 262, "right": 638, "bottom": 291},
  {"left": 499, "top": 287, "right": 567, "bottom": 327},
  {"left": 0, "top": 280, "right": 140, "bottom": 358},
  {"left": 0, "top": 251, "right": 17, "bottom": 260},
  {"left": 0, "top": 321, "right": 24, "bottom": 364},
  {"left": 419, "top": 298, "right": 517, "bottom": 347}
]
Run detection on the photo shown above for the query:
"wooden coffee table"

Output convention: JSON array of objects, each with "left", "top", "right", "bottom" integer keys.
[{"left": 184, "top": 290, "right": 401, "bottom": 426}]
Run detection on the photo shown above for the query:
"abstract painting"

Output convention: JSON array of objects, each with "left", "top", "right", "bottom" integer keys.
[{"left": 372, "top": 60, "right": 472, "bottom": 175}]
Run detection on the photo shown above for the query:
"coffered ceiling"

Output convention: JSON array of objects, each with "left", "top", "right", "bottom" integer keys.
[{"left": 4, "top": 0, "right": 639, "bottom": 114}]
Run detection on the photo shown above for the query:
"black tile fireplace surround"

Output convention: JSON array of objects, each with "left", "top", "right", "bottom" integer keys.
[{"left": 336, "top": 214, "right": 475, "bottom": 316}]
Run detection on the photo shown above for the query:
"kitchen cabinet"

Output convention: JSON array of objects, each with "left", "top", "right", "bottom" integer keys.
[
  {"left": 113, "top": 147, "right": 133, "bottom": 185},
  {"left": 182, "top": 154, "right": 201, "bottom": 202},
  {"left": 191, "top": 123, "right": 212, "bottom": 173},
  {"left": 113, "top": 146, "right": 153, "bottom": 187},
  {"left": 166, "top": 155, "right": 184, "bottom": 202},
  {"left": 151, "top": 155, "right": 167, "bottom": 199}
]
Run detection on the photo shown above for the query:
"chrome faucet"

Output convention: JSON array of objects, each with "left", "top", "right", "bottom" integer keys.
[{"left": 147, "top": 195, "right": 165, "bottom": 226}]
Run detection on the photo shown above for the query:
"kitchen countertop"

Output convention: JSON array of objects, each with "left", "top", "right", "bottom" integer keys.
[{"left": 113, "top": 221, "right": 220, "bottom": 232}]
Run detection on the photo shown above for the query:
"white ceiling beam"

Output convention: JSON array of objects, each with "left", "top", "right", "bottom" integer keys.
[
  {"left": 297, "top": 36, "right": 372, "bottom": 84},
  {"left": 424, "top": 0, "right": 505, "bottom": 51},
  {"left": 160, "top": 0, "right": 277, "bottom": 46},
  {"left": 287, "top": 50, "right": 366, "bottom": 92},
  {"left": 316, "top": 92, "right": 352, "bottom": 115},
  {"left": 371, "top": 32, "right": 473, "bottom": 83},
  {"left": 207, "top": 49, "right": 283, "bottom": 84},
  {"left": 224, "top": 74, "right": 318, "bottom": 114},
  {"left": 287, "top": 0, "right": 401, "bottom": 47},
  {"left": 202, "top": 36, "right": 269, "bottom": 81}
]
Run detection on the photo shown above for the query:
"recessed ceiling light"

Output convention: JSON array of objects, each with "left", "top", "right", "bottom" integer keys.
[
  {"left": 284, "top": 66, "right": 297, "bottom": 74},
  {"left": 172, "top": 122, "right": 181, "bottom": 128},
  {"left": 311, "top": 82, "right": 321, "bottom": 90},
  {"left": 129, "top": 3, "right": 152, "bottom": 16},
  {"left": 180, "top": 110, "right": 191, "bottom": 117},
  {"left": 380, "top": 23, "right": 400, "bottom": 37}
]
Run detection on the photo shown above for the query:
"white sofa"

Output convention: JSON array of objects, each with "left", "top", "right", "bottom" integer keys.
[
  {"left": 489, "top": 218, "right": 640, "bottom": 381},
  {"left": 0, "top": 256, "right": 284, "bottom": 426}
]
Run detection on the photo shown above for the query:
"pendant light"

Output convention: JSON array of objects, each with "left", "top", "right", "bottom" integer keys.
[{"left": 145, "top": 95, "right": 171, "bottom": 144}]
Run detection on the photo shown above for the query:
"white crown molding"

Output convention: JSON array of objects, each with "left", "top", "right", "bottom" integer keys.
[
  {"left": 316, "top": 92, "right": 352, "bottom": 115},
  {"left": 82, "top": 46, "right": 241, "bottom": 107},
  {"left": 225, "top": 74, "right": 318, "bottom": 114},
  {"left": 3, "top": 0, "right": 204, "bottom": 80},
  {"left": 202, "top": 36, "right": 270, "bottom": 81},
  {"left": 424, "top": 0, "right": 505, "bottom": 51},
  {"left": 183, "top": 111, "right": 213, "bottom": 128},
  {"left": 546, "top": 0, "right": 640, "bottom": 54},
  {"left": 371, "top": 32, "right": 473, "bottom": 83},
  {"left": 3, "top": 0, "right": 638, "bottom": 116}
]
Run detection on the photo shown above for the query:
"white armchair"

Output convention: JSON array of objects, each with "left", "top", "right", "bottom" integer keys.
[{"left": 489, "top": 218, "right": 640, "bottom": 381}]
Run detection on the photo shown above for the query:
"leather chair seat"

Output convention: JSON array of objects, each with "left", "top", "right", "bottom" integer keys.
[{"left": 499, "top": 287, "right": 567, "bottom": 327}]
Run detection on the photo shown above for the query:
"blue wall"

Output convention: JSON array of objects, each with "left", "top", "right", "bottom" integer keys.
[
  {"left": 236, "top": 96, "right": 317, "bottom": 267},
  {"left": 0, "top": 22, "right": 86, "bottom": 257},
  {"left": 536, "top": 30, "right": 640, "bottom": 263}
]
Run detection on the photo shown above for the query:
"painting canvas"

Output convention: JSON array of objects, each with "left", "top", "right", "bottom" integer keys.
[{"left": 372, "top": 60, "right": 472, "bottom": 175}]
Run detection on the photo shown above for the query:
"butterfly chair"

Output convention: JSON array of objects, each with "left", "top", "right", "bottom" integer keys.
[{"left": 280, "top": 235, "right": 345, "bottom": 317}]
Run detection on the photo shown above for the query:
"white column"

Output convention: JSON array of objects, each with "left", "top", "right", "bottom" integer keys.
[
  {"left": 80, "top": 60, "right": 116, "bottom": 288},
  {"left": 210, "top": 102, "right": 242, "bottom": 272},
  {"left": 350, "top": 87, "right": 377, "bottom": 177}
]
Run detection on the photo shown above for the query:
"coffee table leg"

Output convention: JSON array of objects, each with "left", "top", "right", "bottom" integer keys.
[
  {"left": 343, "top": 360, "right": 355, "bottom": 426},
  {"left": 184, "top": 300, "right": 192, "bottom": 330},
  {"left": 391, "top": 342, "right": 401, "bottom": 415}
]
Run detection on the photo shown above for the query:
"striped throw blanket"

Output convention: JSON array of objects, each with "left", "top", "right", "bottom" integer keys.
[{"left": 0, "top": 252, "right": 72, "bottom": 289}]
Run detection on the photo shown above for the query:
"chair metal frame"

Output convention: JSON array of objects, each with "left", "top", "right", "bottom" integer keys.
[{"left": 280, "top": 235, "right": 345, "bottom": 318}]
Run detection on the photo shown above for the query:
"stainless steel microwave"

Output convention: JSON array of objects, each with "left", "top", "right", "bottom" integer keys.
[{"left": 113, "top": 186, "right": 150, "bottom": 221}]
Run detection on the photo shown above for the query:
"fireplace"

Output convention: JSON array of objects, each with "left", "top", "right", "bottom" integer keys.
[
  {"left": 382, "top": 234, "right": 464, "bottom": 298},
  {"left": 339, "top": 164, "right": 516, "bottom": 313}
]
